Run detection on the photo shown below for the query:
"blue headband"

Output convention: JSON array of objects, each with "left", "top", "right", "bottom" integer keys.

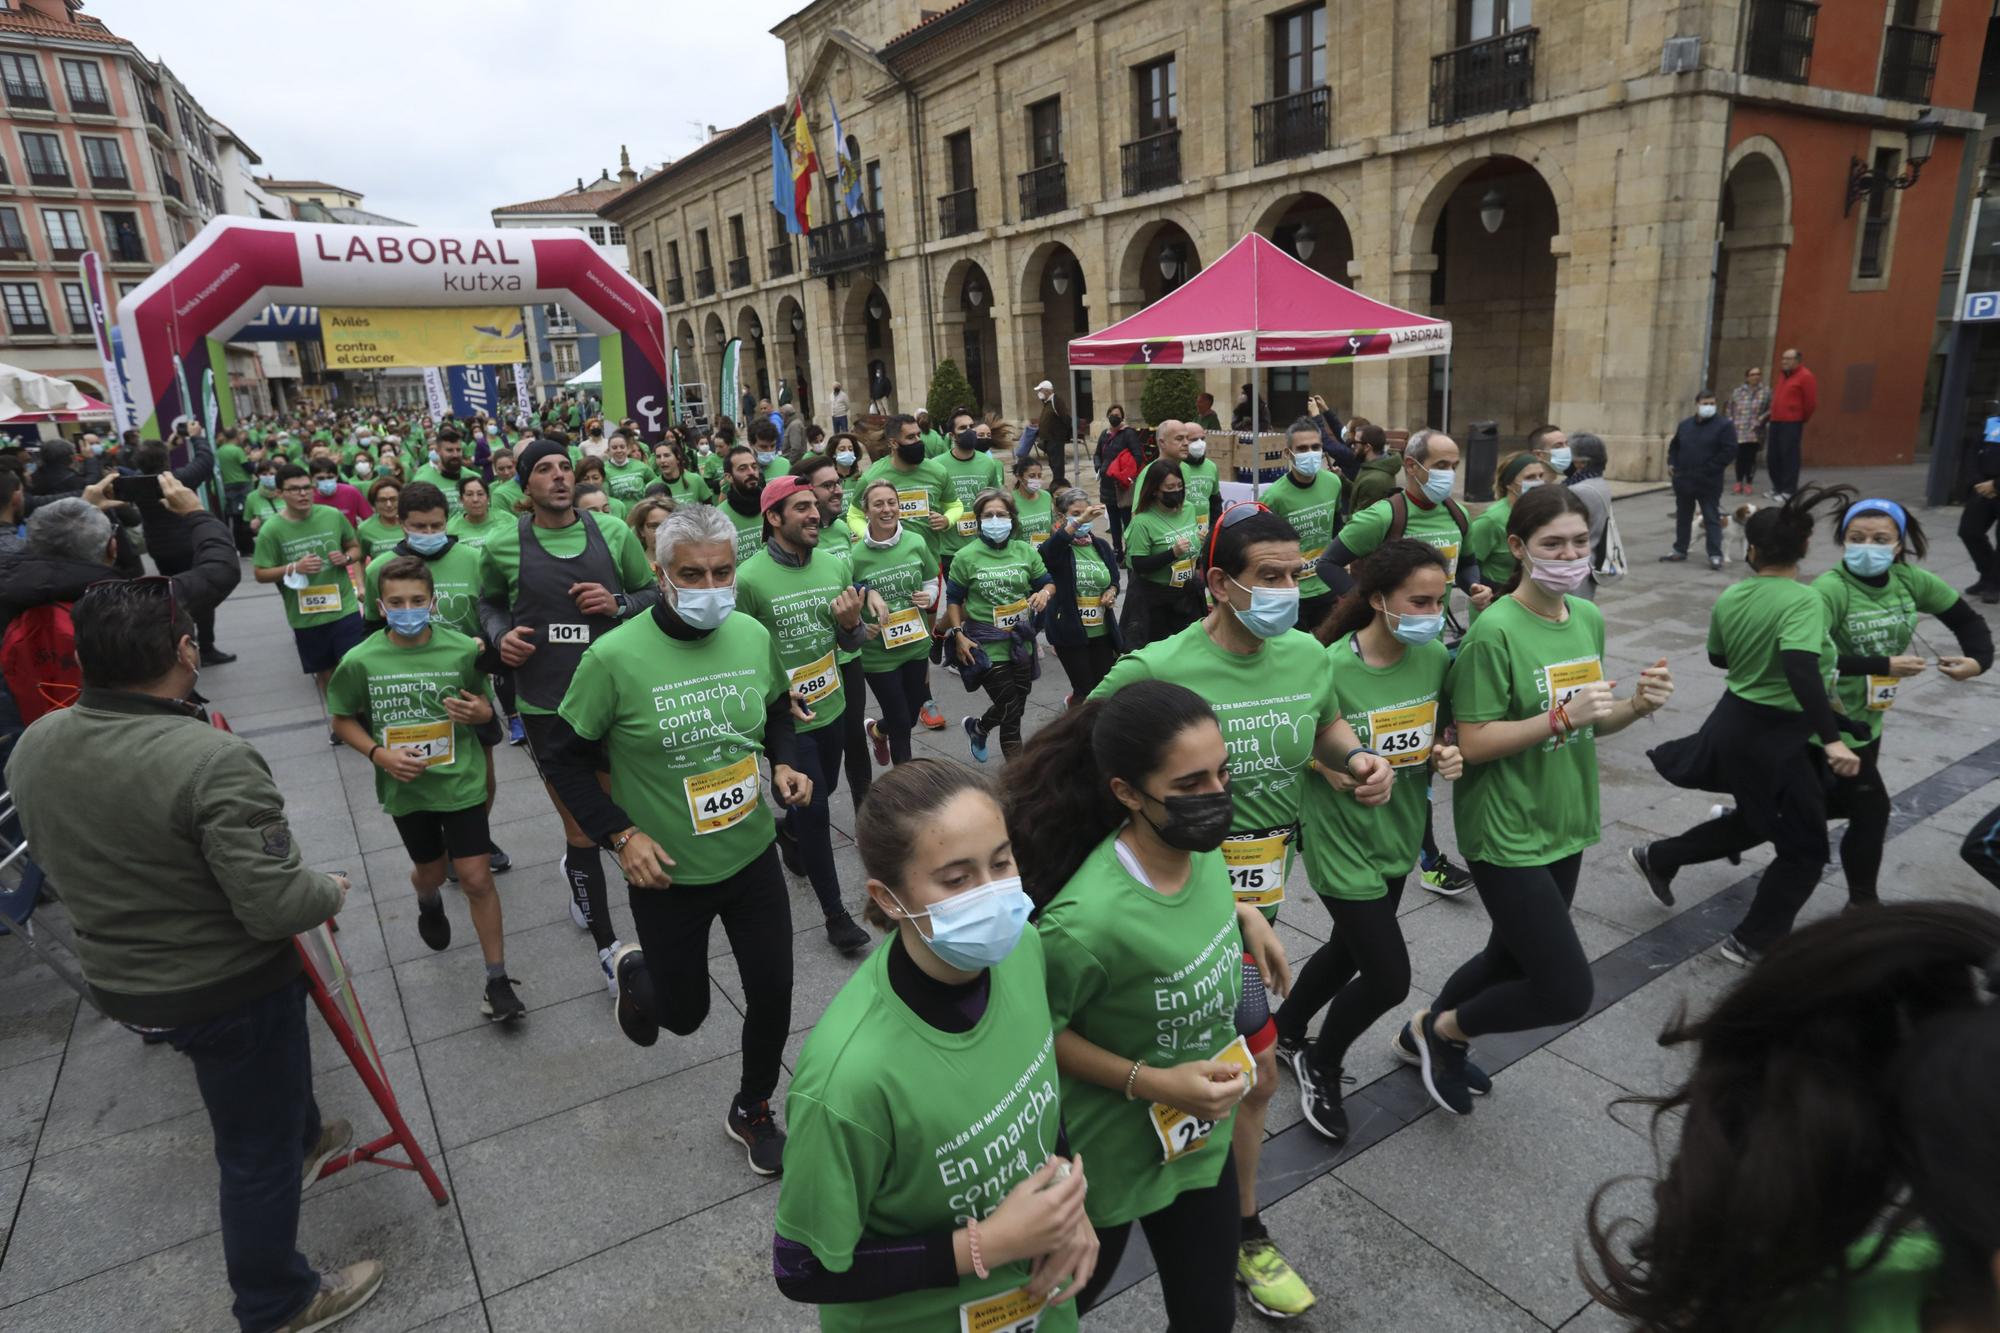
[{"left": 1844, "top": 498, "right": 1908, "bottom": 536}]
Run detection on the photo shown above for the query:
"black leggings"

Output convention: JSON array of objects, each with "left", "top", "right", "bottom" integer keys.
[
  {"left": 784, "top": 723, "right": 846, "bottom": 918},
  {"left": 837, "top": 658, "right": 871, "bottom": 808},
  {"left": 1649, "top": 769, "right": 1833, "bottom": 953},
  {"left": 627, "top": 843, "right": 793, "bottom": 1103},
  {"left": 1274, "top": 879, "right": 1411, "bottom": 1076},
  {"left": 494, "top": 669, "right": 517, "bottom": 719},
  {"left": 1734, "top": 438, "right": 1761, "bottom": 485},
  {"left": 1827, "top": 738, "right": 1889, "bottom": 903},
  {"left": 1435, "top": 854, "right": 1591, "bottom": 1038},
  {"left": 1076, "top": 1149, "right": 1241, "bottom": 1331},
  {"left": 863, "top": 657, "right": 930, "bottom": 764},
  {"left": 976, "top": 659, "right": 1034, "bottom": 759},
  {"left": 1962, "top": 798, "right": 2000, "bottom": 890},
  {"left": 1053, "top": 635, "right": 1118, "bottom": 703}
]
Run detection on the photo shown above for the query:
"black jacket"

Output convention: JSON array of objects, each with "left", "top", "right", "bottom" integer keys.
[
  {"left": 0, "top": 508, "right": 240, "bottom": 639},
  {"left": 1667, "top": 414, "right": 1738, "bottom": 483},
  {"left": 1039, "top": 526, "right": 1125, "bottom": 650},
  {"left": 136, "top": 434, "right": 216, "bottom": 560}
]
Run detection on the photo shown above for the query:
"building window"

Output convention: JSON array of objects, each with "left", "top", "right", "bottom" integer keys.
[
  {"left": 545, "top": 303, "right": 577, "bottom": 332},
  {"left": 1136, "top": 57, "right": 1178, "bottom": 136},
  {"left": 1456, "top": 0, "right": 1531, "bottom": 43},
  {"left": 607, "top": 224, "right": 624, "bottom": 245},
  {"left": 1028, "top": 98, "right": 1062, "bottom": 167},
  {"left": 1272, "top": 4, "right": 1326, "bottom": 95},
  {"left": 60, "top": 280, "right": 90, "bottom": 333},
  {"left": 551, "top": 341, "right": 581, "bottom": 376},
  {"left": 81, "top": 135, "right": 128, "bottom": 187},
  {"left": 175, "top": 96, "right": 195, "bottom": 142},
  {"left": 0, "top": 51, "right": 48, "bottom": 108},
  {"left": 21, "top": 131, "right": 68, "bottom": 185},
  {"left": 728, "top": 214, "right": 746, "bottom": 259},
  {"left": 643, "top": 249, "right": 657, "bottom": 291},
  {"left": 587, "top": 224, "right": 607, "bottom": 244},
  {"left": 1856, "top": 147, "right": 1900, "bottom": 281},
  {"left": 41, "top": 207, "right": 87, "bottom": 259},
  {"left": 696, "top": 227, "right": 712, "bottom": 269},
  {"left": 945, "top": 130, "right": 974, "bottom": 192},
  {"left": 103, "top": 209, "right": 144, "bottom": 262},
  {"left": 865, "top": 160, "right": 882, "bottom": 212},
  {"left": 1, "top": 281, "right": 52, "bottom": 335},
  {"left": 59, "top": 57, "right": 108, "bottom": 111},
  {"left": 667, "top": 239, "right": 682, "bottom": 278},
  {"left": 0, "top": 205, "right": 27, "bottom": 258}
]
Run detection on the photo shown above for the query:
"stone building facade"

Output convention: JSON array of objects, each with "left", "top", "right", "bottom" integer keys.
[{"left": 602, "top": 0, "right": 1986, "bottom": 478}]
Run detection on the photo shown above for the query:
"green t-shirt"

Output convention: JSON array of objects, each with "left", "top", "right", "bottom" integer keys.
[
  {"left": 850, "top": 531, "right": 937, "bottom": 672},
  {"left": 920, "top": 428, "right": 949, "bottom": 459},
  {"left": 252, "top": 506, "right": 360, "bottom": 629},
  {"left": 476, "top": 511, "right": 659, "bottom": 714},
  {"left": 1093, "top": 623, "right": 1333, "bottom": 909},
  {"left": 488, "top": 478, "right": 524, "bottom": 514},
  {"left": 815, "top": 522, "right": 861, "bottom": 667},
  {"left": 1448, "top": 594, "right": 1606, "bottom": 866},
  {"left": 355, "top": 515, "right": 404, "bottom": 558},
  {"left": 446, "top": 510, "right": 508, "bottom": 550},
  {"left": 410, "top": 466, "right": 467, "bottom": 516},
  {"left": 1264, "top": 471, "right": 1344, "bottom": 598},
  {"left": 659, "top": 471, "right": 713, "bottom": 506},
  {"left": 1303, "top": 634, "right": 1451, "bottom": 898},
  {"left": 832, "top": 465, "right": 867, "bottom": 516},
  {"left": 1070, "top": 540, "right": 1114, "bottom": 640},
  {"left": 602, "top": 457, "right": 655, "bottom": 502},
  {"left": 851, "top": 457, "right": 955, "bottom": 564},
  {"left": 734, "top": 548, "right": 851, "bottom": 733},
  {"left": 1181, "top": 458, "right": 1222, "bottom": 533},
  {"left": 364, "top": 540, "right": 485, "bottom": 641},
  {"left": 1766, "top": 1233, "right": 1941, "bottom": 1333},
  {"left": 722, "top": 500, "right": 766, "bottom": 564},
  {"left": 1813, "top": 563, "right": 1959, "bottom": 743},
  {"left": 1341, "top": 494, "right": 1466, "bottom": 579},
  {"left": 776, "top": 934, "right": 1076, "bottom": 1333},
  {"left": 936, "top": 449, "right": 1006, "bottom": 559},
  {"left": 947, "top": 537, "right": 1045, "bottom": 628},
  {"left": 244, "top": 487, "right": 285, "bottom": 530},
  {"left": 1038, "top": 833, "right": 1245, "bottom": 1228},
  {"left": 556, "top": 610, "right": 789, "bottom": 884},
  {"left": 697, "top": 450, "right": 726, "bottom": 490},
  {"left": 217, "top": 442, "right": 251, "bottom": 486},
  {"left": 1014, "top": 487, "right": 1054, "bottom": 548},
  {"left": 1707, "top": 576, "right": 1833, "bottom": 712},
  {"left": 1124, "top": 504, "right": 1202, "bottom": 589},
  {"left": 1466, "top": 497, "right": 1517, "bottom": 589},
  {"left": 325, "top": 627, "right": 489, "bottom": 819}
]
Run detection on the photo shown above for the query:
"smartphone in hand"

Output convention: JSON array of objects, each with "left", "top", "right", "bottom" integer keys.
[{"left": 112, "top": 474, "right": 162, "bottom": 504}]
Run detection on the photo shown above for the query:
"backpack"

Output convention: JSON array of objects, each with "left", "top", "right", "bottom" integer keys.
[
  {"left": 1383, "top": 491, "right": 1470, "bottom": 548},
  {"left": 0, "top": 602, "right": 81, "bottom": 725}
]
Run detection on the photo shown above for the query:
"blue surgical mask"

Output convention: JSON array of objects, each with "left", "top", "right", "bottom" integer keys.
[
  {"left": 1293, "top": 450, "right": 1324, "bottom": 479},
  {"left": 1073, "top": 520, "right": 1093, "bottom": 538},
  {"left": 1385, "top": 606, "right": 1445, "bottom": 645},
  {"left": 756, "top": 450, "right": 777, "bottom": 466},
  {"left": 314, "top": 478, "right": 337, "bottom": 496},
  {"left": 428, "top": 450, "right": 441, "bottom": 467},
  {"left": 259, "top": 475, "right": 277, "bottom": 490},
  {"left": 405, "top": 530, "right": 449, "bottom": 555},
  {"left": 896, "top": 875, "right": 1033, "bottom": 970},
  {"left": 668, "top": 579, "right": 735, "bottom": 630},
  {"left": 1517, "top": 478, "right": 1543, "bottom": 494},
  {"left": 979, "top": 516, "right": 1014, "bottom": 544},
  {"left": 382, "top": 605, "right": 432, "bottom": 636},
  {"left": 1844, "top": 543, "right": 1896, "bottom": 577},
  {"left": 1421, "top": 468, "right": 1455, "bottom": 503},
  {"left": 1227, "top": 576, "right": 1301, "bottom": 638},
  {"left": 835, "top": 450, "right": 856, "bottom": 468},
  {"left": 1548, "top": 446, "right": 1573, "bottom": 473}
]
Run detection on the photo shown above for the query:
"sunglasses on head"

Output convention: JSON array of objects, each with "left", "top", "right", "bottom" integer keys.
[{"left": 1206, "top": 499, "right": 1271, "bottom": 569}]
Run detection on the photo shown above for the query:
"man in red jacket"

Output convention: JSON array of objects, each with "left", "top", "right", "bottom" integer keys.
[{"left": 1766, "top": 346, "right": 1817, "bottom": 501}]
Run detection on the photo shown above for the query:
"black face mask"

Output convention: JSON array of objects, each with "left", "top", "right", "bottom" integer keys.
[
  {"left": 1159, "top": 489, "right": 1185, "bottom": 510},
  {"left": 1142, "top": 788, "right": 1234, "bottom": 853},
  {"left": 896, "top": 441, "right": 926, "bottom": 464},
  {"left": 974, "top": 435, "right": 993, "bottom": 453},
  {"left": 1109, "top": 414, "right": 1124, "bottom": 427}
]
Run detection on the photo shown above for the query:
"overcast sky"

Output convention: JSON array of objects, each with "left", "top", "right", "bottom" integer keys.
[{"left": 89, "top": 0, "right": 801, "bottom": 229}]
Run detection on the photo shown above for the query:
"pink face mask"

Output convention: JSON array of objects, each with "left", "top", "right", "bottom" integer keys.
[{"left": 1527, "top": 555, "right": 1593, "bottom": 594}]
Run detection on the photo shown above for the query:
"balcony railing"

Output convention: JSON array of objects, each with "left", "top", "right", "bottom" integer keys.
[
  {"left": 1745, "top": 0, "right": 1818, "bottom": 84},
  {"left": 161, "top": 174, "right": 185, "bottom": 202},
  {"left": 1018, "top": 161, "right": 1067, "bottom": 220},
  {"left": 3, "top": 76, "right": 50, "bottom": 110},
  {"left": 1254, "top": 87, "right": 1331, "bottom": 166},
  {"left": 938, "top": 186, "right": 977, "bottom": 237},
  {"left": 0, "top": 242, "right": 30, "bottom": 262},
  {"left": 767, "top": 241, "right": 794, "bottom": 279},
  {"left": 807, "top": 209, "right": 886, "bottom": 278},
  {"left": 109, "top": 236, "right": 146, "bottom": 264},
  {"left": 693, "top": 266, "right": 715, "bottom": 297},
  {"left": 1430, "top": 28, "right": 1538, "bottom": 126},
  {"left": 67, "top": 90, "right": 111, "bottom": 115},
  {"left": 28, "top": 166, "right": 71, "bottom": 187},
  {"left": 726, "top": 255, "right": 750, "bottom": 289},
  {"left": 665, "top": 274, "right": 685, "bottom": 304},
  {"left": 8, "top": 315, "right": 52, "bottom": 336},
  {"left": 1878, "top": 23, "right": 1940, "bottom": 102},
  {"left": 90, "top": 169, "right": 131, "bottom": 190},
  {"left": 1121, "top": 128, "right": 1182, "bottom": 196},
  {"left": 143, "top": 99, "right": 170, "bottom": 134}
]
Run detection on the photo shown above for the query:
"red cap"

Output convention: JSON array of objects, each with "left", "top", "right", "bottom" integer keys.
[{"left": 760, "top": 474, "right": 815, "bottom": 514}]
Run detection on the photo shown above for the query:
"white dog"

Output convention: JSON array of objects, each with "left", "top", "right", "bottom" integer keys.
[{"left": 1720, "top": 502, "right": 1758, "bottom": 565}]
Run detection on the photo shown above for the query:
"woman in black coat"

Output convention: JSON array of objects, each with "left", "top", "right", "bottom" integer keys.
[
  {"left": 1039, "top": 485, "right": 1124, "bottom": 703},
  {"left": 1092, "top": 404, "right": 1144, "bottom": 558}
]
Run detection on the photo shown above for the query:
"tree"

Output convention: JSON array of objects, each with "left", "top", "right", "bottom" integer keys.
[
  {"left": 1140, "top": 369, "right": 1201, "bottom": 428},
  {"left": 926, "top": 359, "right": 977, "bottom": 427}
]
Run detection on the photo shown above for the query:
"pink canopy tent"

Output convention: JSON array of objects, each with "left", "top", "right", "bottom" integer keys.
[{"left": 1064, "top": 233, "right": 1455, "bottom": 481}]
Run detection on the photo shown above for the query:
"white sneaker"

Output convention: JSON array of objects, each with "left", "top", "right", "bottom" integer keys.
[
  {"left": 563, "top": 853, "right": 590, "bottom": 931},
  {"left": 597, "top": 940, "right": 621, "bottom": 997}
]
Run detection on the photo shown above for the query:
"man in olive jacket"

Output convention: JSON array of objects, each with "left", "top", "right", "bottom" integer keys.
[{"left": 5, "top": 581, "right": 381, "bottom": 1333}]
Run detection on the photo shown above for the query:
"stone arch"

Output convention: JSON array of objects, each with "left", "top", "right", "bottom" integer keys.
[
  {"left": 1400, "top": 134, "right": 1572, "bottom": 260},
  {"left": 702, "top": 310, "right": 730, "bottom": 417},
  {"left": 1709, "top": 138, "right": 1793, "bottom": 393},
  {"left": 1110, "top": 206, "right": 1208, "bottom": 299},
  {"left": 838, "top": 277, "right": 896, "bottom": 412},
  {"left": 1014, "top": 236, "right": 1087, "bottom": 308},
  {"left": 772, "top": 294, "right": 811, "bottom": 419},
  {"left": 940, "top": 256, "right": 1000, "bottom": 413},
  {"left": 736, "top": 304, "right": 772, "bottom": 406},
  {"left": 1241, "top": 179, "right": 1362, "bottom": 262},
  {"left": 1246, "top": 188, "right": 1361, "bottom": 421}
]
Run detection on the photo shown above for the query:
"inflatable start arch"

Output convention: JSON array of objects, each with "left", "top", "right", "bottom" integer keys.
[{"left": 115, "top": 217, "right": 669, "bottom": 437}]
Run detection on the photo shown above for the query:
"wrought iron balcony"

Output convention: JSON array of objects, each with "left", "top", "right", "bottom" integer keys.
[
  {"left": 67, "top": 90, "right": 111, "bottom": 116},
  {"left": 28, "top": 166, "right": 71, "bottom": 188},
  {"left": 767, "top": 242, "right": 794, "bottom": 279},
  {"left": 160, "top": 173, "right": 185, "bottom": 202},
  {"left": 143, "top": 99, "right": 170, "bottom": 135},
  {"left": 3, "top": 75, "right": 49, "bottom": 110},
  {"left": 1121, "top": 129, "right": 1182, "bottom": 196},
  {"left": 89, "top": 168, "right": 130, "bottom": 190},
  {"left": 807, "top": 209, "right": 886, "bottom": 277},
  {"left": 1878, "top": 23, "right": 1939, "bottom": 102},
  {"left": 1018, "top": 161, "right": 1067, "bottom": 220},
  {"left": 938, "top": 186, "right": 977, "bottom": 237},
  {"left": 1430, "top": 28, "right": 1538, "bottom": 127},
  {"left": 1254, "top": 87, "right": 1330, "bottom": 166},
  {"left": 1744, "top": 0, "right": 1818, "bottom": 84},
  {"left": 665, "top": 275, "right": 685, "bottom": 304},
  {"left": 693, "top": 266, "right": 715, "bottom": 297},
  {"left": 726, "top": 255, "right": 750, "bottom": 289}
]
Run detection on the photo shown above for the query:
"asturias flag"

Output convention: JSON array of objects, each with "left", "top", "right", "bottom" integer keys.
[
  {"left": 789, "top": 96, "right": 818, "bottom": 232},
  {"left": 770, "top": 118, "right": 799, "bottom": 235},
  {"left": 830, "top": 94, "right": 863, "bottom": 216}
]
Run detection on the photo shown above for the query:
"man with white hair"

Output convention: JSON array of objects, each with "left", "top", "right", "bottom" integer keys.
[{"left": 1033, "top": 377, "right": 1073, "bottom": 487}]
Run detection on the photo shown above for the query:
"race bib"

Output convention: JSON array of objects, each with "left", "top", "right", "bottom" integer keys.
[
  {"left": 546, "top": 622, "right": 591, "bottom": 646},
  {"left": 1866, "top": 674, "right": 1899, "bottom": 711},
  {"left": 1370, "top": 701, "right": 1437, "bottom": 769},
  {"left": 1170, "top": 557, "right": 1195, "bottom": 587},
  {"left": 992, "top": 597, "right": 1029, "bottom": 631},
  {"left": 1029, "top": 530, "right": 1049, "bottom": 546},
  {"left": 1078, "top": 602, "right": 1104, "bottom": 628},
  {"left": 1222, "top": 828, "right": 1292, "bottom": 907},
  {"left": 959, "top": 1286, "right": 1046, "bottom": 1333},
  {"left": 957, "top": 513, "right": 979, "bottom": 538},
  {"left": 684, "top": 754, "right": 760, "bottom": 836},
  {"left": 1427, "top": 539, "right": 1460, "bottom": 576},
  {"left": 1300, "top": 546, "right": 1325, "bottom": 566},
  {"left": 882, "top": 605, "right": 930, "bottom": 650},
  {"left": 384, "top": 719, "right": 454, "bottom": 768},
  {"left": 1149, "top": 1034, "right": 1256, "bottom": 1163},
  {"left": 1544, "top": 658, "right": 1605, "bottom": 712},
  {"left": 897, "top": 489, "right": 931, "bottom": 522},
  {"left": 297, "top": 583, "right": 342, "bottom": 616},
  {"left": 788, "top": 650, "right": 840, "bottom": 705}
]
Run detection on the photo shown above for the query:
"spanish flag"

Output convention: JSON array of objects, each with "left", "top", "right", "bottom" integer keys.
[{"left": 789, "top": 96, "right": 819, "bottom": 231}]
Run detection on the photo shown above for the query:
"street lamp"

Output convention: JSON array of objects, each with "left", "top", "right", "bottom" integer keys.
[
  {"left": 1158, "top": 244, "right": 1182, "bottom": 283},
  {"left": 1479, "top": 188, "right": 1506, "bottom": 234},
  {"left": 749, "top": 316, "right": 762, "bottom": 340},
  {"left": 868, "top": 294, "right": 885, "bottom": 320},
  {"left": 1291, "top": 222, "right": 1316, "bottom": 261},
  {"left": 1846, "top": 111, "right": 1945, "bottom": 215},
  {"left": 1051, "top": 262, "right": 1070, "bottom": 296},
  {"left": 714, "top": 328, "right": 726, "bottom": 346},
  {"left": 966, "top": 278, "right": 986, "bottom": 308},
  {"left": 791, "top": 310, "right": 804, "bottom": 332}
]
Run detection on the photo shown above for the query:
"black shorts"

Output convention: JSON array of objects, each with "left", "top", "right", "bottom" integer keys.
[
  {"left": 292, "top": 613, "right": 368, "bottom": 675},
  {"left": 519, "top": 709, "right": 603, "bottom": 781},
  {"left": 391, "top": 805, "right": 491, "bottom": 864}
]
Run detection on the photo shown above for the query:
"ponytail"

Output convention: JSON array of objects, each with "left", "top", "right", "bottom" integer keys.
[
  {"left": 1317, "top": 539, "right": 1449, "bottom": 644},
  {"left": 1744, "top": 482, "right": 1854, "bottom": 570}
]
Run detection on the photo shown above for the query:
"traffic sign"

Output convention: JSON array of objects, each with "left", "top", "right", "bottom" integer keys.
[{"left": 1964, "top": 291, "right": 2000, "bottom": 321}]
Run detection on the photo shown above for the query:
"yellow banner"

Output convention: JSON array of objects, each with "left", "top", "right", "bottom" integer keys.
[{"left": 319, "top": 306, "right": 523, "bottom": 369}]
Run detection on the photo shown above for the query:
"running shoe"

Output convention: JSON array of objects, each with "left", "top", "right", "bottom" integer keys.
[
  {"left": 1708, "top": 803, "right": 1742, "bottom": 864},
  {"left": 726, "top": 1096, "right": 787, "bottom": 1176},
  {"left": 597, "top": 942, "right": 620, "bottom": 997},
  {"left": 1297, "top": 1059, "right": 1355, "bottom": 1144},
  {"left": 866, "top": 717, "right": 890, "bottom": 767},
  {"left": 272, "top": 1260, "right": 384, "bottom": 1333},
  {"left": 488, "top": 842, "right": 511, "bottom": 874},
  {"left": 1274, "top": 1033, "right": 1310, "bottom": 1086},
  {"left": 1393, "top": 1021, "right": 1492, "bottom": 1095},
  {"left": 302, "top": 1117, "right": 352, "bottom": 1189},
  {"left": 1418, "top": 856, "right": 1474, "bottom": 897},
  {"left": 564, "top": 853, "right": 591, "bottom": 932},
  {"left": 1658, "top": 551, "right": 1688, "bottom": 563},
  {"left": 1626, "top": 844, "right": 1676, "bottom": 907},
  {"left": 481, "top": 974, "right": 526, "bottom": 1023},
  {"left": 919, "top": 700, "right": 947, "bottom": 731},
  {"left": 1236, "top": 1236, "right": 1316, "bottom": 1319},
  {"left": 507, "top": 715, "right": 527, "bottom": 746},
  {"left": 1410, "top": 1010, "right": 1473, "bottom": 1115},
  {"left": 1718, "top": 933, "right": 1763, "bottom": 967},
  {"left": 825, "top": 910, "right": 870, "bottom": 954},
  {"left": 610, "top": 943, "right": 659, "bottom": 1046},
  {"left": 963, "top": 716, "right": 990, "bottom": 764},
  {"left": 416, "top": 900, "right": 451, "bottom": 952}
]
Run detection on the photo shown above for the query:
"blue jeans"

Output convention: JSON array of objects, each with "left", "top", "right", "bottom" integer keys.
[{"left": 165, "top": 975, "right": 323, "bottom": 1331}]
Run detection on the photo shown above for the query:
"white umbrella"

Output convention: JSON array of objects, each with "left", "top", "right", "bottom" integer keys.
[
  {"left": 565, "top": 360, "right": 602, "bottom": 388},
  {"left": 0, "top": 363, "right": 89, "bottom": 420}
]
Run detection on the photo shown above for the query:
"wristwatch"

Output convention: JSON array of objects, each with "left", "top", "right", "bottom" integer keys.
[
  {"left": 612, "top": 592, "right": 631, "bottom": 618},
  {"left": 610, "top": 829, "right": 637, "bottom": 853}
]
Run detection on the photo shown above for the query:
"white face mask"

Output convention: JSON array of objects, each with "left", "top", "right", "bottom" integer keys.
[{"left": 1696, "top": 403, "right": 1717, "bottom": 420}]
